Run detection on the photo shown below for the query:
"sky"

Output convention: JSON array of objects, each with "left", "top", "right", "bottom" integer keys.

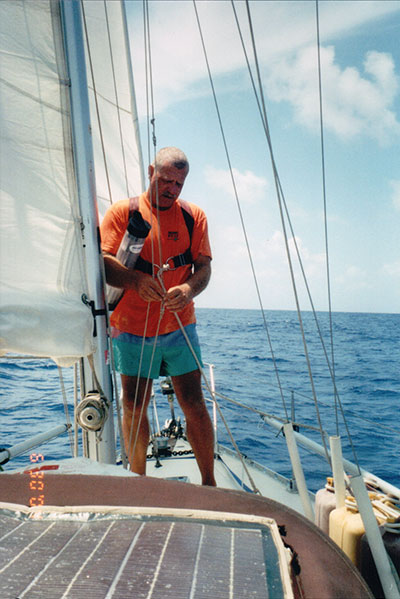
[{"left": 125, "top": 0, "right": 400, "bottom": 314}]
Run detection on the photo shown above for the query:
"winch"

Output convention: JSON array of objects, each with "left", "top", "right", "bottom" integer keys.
[{"left": 76, "top": 391, "right": 109, "bottom": 432}]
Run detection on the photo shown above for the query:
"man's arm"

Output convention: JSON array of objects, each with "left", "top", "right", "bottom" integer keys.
[
  {"left": 103, "top": 253, "right": 164, "bottom": 302},
  {"left": 164, "top": 255, "right": 211, "bottom": 312}
]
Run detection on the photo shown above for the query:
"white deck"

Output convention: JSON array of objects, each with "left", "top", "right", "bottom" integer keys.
[{"left": 146, "top": 438, "right": 308, "bottom": 515}]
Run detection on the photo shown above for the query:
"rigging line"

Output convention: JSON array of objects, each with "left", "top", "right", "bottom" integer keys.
[
  {"left": 243, "top": 1, "right": 362, "bottom": 474},
  {"left": 230, "top": 1, "right": 338, "bottom": 432},
  {"left": 193, "top": 0, "right": 289, "bottom": 421},
  {"left": 57, "top": 366, "right": 74, "bottom": 456},
  {"left": 248, "top": 379, "right": 400, "bottom": 436},
  {"left": 97, "top": 240, "right": 128, "bottom": 467},
  {"left": 142, "top": 0, "right": 151, "bottom": 164},
  {"left": 103, "top": 0, "right": 130, "bottom": 198},
  {"left": 231, "top": 0, "right": 339, "bottom": 399},
  {"left": 123, "top": 3, "right": 168, "bottom": 461},
  {"left": 128, "top": 304, "right": 165, "bottom": 467},
  {"left": 210, "top": 389, "right": 327, "bottom": 435},
  {"left": 142, "top": 0, "right": 162, "bottom": 271},
  {"left": 97, "top": 237, "right": 129, "bottom": 466},
  {"left": 172, "top": 310, "right": 260, "bottom": 494},
  {"left": 143, "top": 0, "right": 157, "bottom": 166},
  {"left": 73, "top": 362, "right": 79, "bottom": 457},
  {"left": 79, "top": 359, "right": 88, "bottom": 458},
  {"left": 251, "top": 3, "right": 358, "bottom": 469},
  {"left": 315, "top": 0, "right": 338, "bottom": 434},
  {"left": 80, "top": 0, "right": 113, "bottom": 204},
  {"left": 230, "top": 1, "right": 265, "bottom": 130},
  {"left": 127, "top": 307, "right": 150, "bottom": 424},
  {"left": 108, "top": 340, "right": 128, "bottom": 468},
  {"left": 212, "top": 382, "right": 400, "bottom": 440},
  {"left": 277, "top": 178, "right": 362, "bottom": 472},
  {"left": 243, "top": 0, "right": 333, "bottom": 466},
  {"left": 232, "top": 0, "right": 327, "bottom": 362},
  {"left": 233, "top": 0, "right": 358, "bottom": 465},
  {"left": 126, "top": 303, "right": 152, "bottom": 458}
]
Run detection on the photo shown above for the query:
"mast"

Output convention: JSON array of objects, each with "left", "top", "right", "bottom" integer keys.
[{"left": 60, "top": 0, "right": 116, "bottom": 464}]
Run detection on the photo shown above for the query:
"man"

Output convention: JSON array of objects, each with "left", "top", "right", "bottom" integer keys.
[{"left": 101, "top": 147, "right": 216, "bottom": 486}]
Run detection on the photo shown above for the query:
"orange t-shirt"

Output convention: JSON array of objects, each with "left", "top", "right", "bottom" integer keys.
[{"left": 100, "top": 192, "right": 212, "bottom": 336}]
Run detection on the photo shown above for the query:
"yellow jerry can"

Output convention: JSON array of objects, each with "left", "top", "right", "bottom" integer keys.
[{"left": 329, "top": 498, "right": 386, "bottom": 567}]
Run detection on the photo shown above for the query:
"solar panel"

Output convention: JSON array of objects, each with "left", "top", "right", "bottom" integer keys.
[{"left": 0, "top": 507, "right": 294, "bottom": 598}]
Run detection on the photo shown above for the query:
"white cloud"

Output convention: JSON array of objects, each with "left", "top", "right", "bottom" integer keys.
[
  {"left": 390, "top": 180, "right": 400, "bottom": 211},
  {"left": 204, "top": 165, "right": 268, "bottom": 204},
  {"left": 128, "top": 1, "right": 400, "bottom": 133},
  {"left": 334, "top": 265, "right": 368, "bottom": 290},
  {"left": 265, "top": 46, "right": 400, "bottom": 144},
  {"left": 383, "top": 261, "right": 400, "bottom": 277},
  {"left": 200, "top": 224, "right": 328, "bottom": 310}
]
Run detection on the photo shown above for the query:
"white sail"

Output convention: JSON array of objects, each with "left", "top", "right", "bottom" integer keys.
[
  {"left": 82, "top": 0, "right": 145, "bottom": 217},
  {"left": 0, "top": 0, "right": 144, "bottom": 364}
]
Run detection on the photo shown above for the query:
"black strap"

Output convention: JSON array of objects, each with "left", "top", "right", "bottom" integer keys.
[{"left": 130, "top": 198, "right": 194, "bottom": 273}]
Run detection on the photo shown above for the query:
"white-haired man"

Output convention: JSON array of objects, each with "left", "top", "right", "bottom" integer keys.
[{"left": 101, "top": 147, "right": 216, "bottom": 486}]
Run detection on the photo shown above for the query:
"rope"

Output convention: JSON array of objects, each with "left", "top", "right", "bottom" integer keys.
[
  {"left": 193, "top": 0, "right": 289, "bottom": 422},
  {"left": 315, "top": 0, "right": 339, "bottom": 434},
  {"left": 172, "top": 310, "right": 260, "bottom": 494},
  {"left": 73, "top": 362, "right": 79, "bottom": 457},
  {"left": 80, "top": 0, "right": 113, "bottom": 205},
  {"left": 57, "top": 366, "right": 74, "bottom": 456},
  {"left": 239, "top": 0, "right": 334, "bottom": 466},
  {"left": 127, "top": 304, "right": 163, "bottom": 467},
  {"left": 121, "top": 0, "right": 166, "bottom": 470},
  {"left": 95, "top": 226, "right": 129, "bottom": 467},
  {"left": 102, "top": 0, "right": 130, "bottom": 198},
  {"left": 135, "top": 249, "right": 260, "bottom": 492},
  {"left": 232, "top": 0, "right": 362, "bottom": 474}
]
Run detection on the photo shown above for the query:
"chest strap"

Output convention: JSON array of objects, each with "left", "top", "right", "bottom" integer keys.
[{"left": 129, "top": 197, "right": 194, "bottom": 275}]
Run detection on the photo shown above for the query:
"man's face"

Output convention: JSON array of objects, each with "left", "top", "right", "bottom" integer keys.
[{"left": 148, "top": 163, "right": 188, "bottom": 209}]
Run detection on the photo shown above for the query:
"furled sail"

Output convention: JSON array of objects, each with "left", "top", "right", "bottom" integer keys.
[{"left": 0, "top": 0, "right": 144, "bottom": 364}]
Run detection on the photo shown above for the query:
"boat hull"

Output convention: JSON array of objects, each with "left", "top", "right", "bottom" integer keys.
[{"left": 0, "top": 472, "right": 373, "bottom": 598}]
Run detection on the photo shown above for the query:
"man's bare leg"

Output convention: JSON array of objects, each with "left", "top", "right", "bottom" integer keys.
[
  {"left": 120, "top": 374, "right": 153, "bottom": 474},
  {"left": 172, "top": 369, "right": 216, "bottom": 486}
]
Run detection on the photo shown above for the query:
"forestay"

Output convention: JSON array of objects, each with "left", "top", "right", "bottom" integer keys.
[{"left": 0, "top": 0, "right": 143, "bottom": 365}]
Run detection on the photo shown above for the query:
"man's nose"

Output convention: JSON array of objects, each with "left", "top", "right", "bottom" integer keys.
[{"left": 169, "top": 182, "right": 180, "bottom": 195}]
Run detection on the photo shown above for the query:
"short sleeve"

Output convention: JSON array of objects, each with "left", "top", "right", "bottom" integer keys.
[
  {"left": 100, "top": 200, "right": 129, "bottom": 255},
  {"left": 190, "top": 204, "right": 212, "bottom": 261}
]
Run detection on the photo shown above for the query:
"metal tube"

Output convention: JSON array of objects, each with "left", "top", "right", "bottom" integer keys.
[
  {"left": 283, "top": 423, "right": 314, "bottom": 521},
  {"left": 350, "top": 475, "right": 400, "bottom": 599},
  {"left": 262, "top": 414, "right": 400, "bottom": 500},
  {"left": 329, "top": 435, "right": 346, "bottom": 508},
  {"left": 0, "top": 425, "right": 70, "bottom": 465},
  {"left": 207, "top": 363, "right": 218, "bottom": 450},
  {"left": 60, "top": 0, "right": 116, "bottom": 464}
]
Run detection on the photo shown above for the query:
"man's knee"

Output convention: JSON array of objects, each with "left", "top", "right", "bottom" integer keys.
[
  {"left": 121, "top": 375, "right": 152, "bottom": 408},
  {"left": 172, "top": 371, "right": 204, "bottom": 408}
]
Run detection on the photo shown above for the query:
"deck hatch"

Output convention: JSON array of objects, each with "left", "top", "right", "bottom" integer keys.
[{"left": 0, "top": 506, "right": 293, "bottom": 598}]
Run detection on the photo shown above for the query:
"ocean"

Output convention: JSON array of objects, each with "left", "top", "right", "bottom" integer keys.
[{"left": 1, "top": 308, "right": 399, "bottom": 493}]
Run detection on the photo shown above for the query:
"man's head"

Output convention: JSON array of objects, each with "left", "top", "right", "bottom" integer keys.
[{"left": 148, "top": 147, "right": 189, "bottom": 209}]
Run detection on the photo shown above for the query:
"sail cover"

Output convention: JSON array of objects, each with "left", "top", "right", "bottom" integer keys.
[{"left": 0, "top": 0, "right": 143, "bottom": 364}]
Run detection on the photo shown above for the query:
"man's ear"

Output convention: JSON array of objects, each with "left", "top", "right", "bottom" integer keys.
[{"left": 148, "top": 164, "right": 154, "bottom": 179}]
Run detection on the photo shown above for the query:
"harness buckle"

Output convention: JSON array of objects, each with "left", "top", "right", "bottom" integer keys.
[{"left": 163, "top": 257, "right": 177, "bottom": 272}]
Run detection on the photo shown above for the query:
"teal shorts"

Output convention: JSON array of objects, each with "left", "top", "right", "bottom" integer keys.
[{"left": 111, "top": 323, "right": 203, "bottom": 379}]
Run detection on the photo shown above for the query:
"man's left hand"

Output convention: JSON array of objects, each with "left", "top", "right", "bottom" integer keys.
[{"left": 164, "top": 284, "right": 192, "bottom": 312}]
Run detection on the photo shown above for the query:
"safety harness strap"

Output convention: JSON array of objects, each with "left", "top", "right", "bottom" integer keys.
[{"left": 129, "top": 196, "right": 194, "bottom": 274}]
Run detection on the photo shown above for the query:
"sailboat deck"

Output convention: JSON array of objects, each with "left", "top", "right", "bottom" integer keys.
[
  {"left": 0, "top": 473, "right": 373, "bottom": 598},
  {"left": 0, "top": 507, "right": 291, "bottom": 599}
]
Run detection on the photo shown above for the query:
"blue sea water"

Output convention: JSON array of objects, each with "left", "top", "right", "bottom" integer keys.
[{"left": 1, "top": 309, "right": 399, "bottom": 493}]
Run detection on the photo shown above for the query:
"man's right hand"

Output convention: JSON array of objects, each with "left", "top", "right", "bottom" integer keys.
[
  {"left": 134, "top": 271, "right": 165, "bottom": 303},
  {"left": 103, "top": 254, "right": 164, "bottom": 303}
]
